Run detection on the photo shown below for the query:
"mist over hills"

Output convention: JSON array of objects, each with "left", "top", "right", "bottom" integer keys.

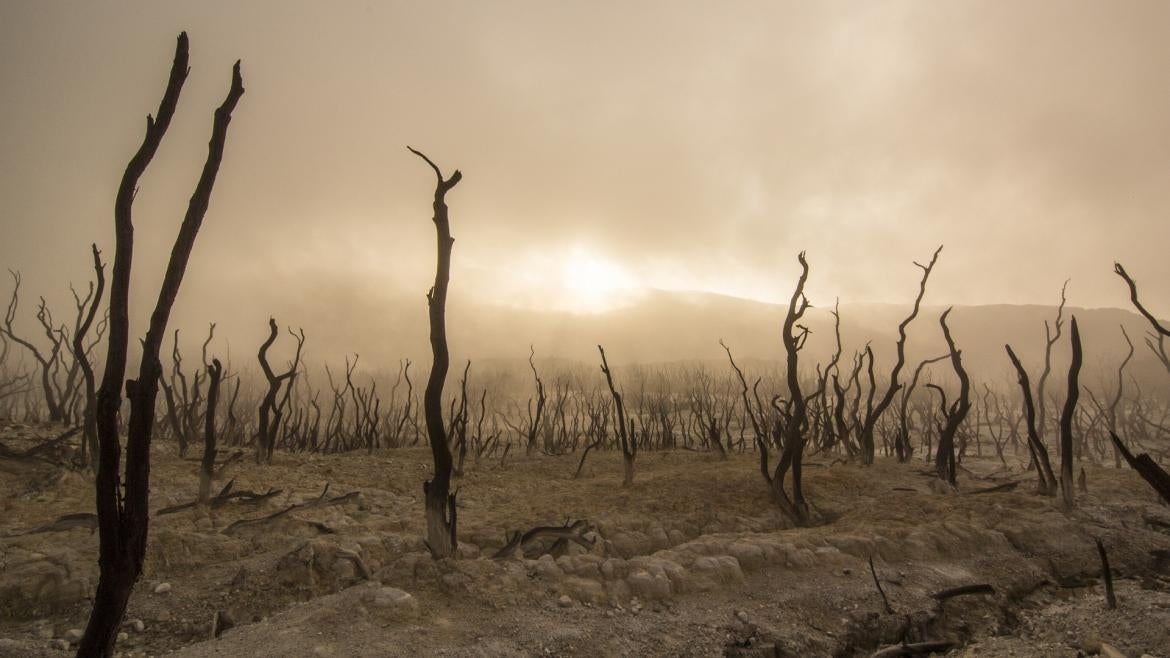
[{"left": 166, "top": 282, "right": 1167, "bottom": 392}]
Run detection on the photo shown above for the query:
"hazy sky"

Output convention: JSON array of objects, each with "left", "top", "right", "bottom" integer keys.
[{"left": 2, "top": 1, "right": 1169, "bottom": 356}]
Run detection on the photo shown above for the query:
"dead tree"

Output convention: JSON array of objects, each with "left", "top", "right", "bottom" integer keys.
[
  {"left": 522, "top": 346, "right": 547, "bottom": 457},
  {"left": 3, "top": 272, "right": 66, "bottom": 421},
  {"left": 411, "top": 146, "right": 461, "bottom": 559},
  {"left": 1115, "top": 263, "right": 1170, "bottom": 376},
  {"left": 1104, "top": 326, "right": 1134, "bottom": 467},
  {"left": 1036, "top": 282, "right": 1069, "bottom": 441},
  {"left": 1059, "top": 317, "right": 1083, "bottom": 509},
  {"left": 859, "top": 246, "right": 942, "bottom": 465},
  {"left": 896, "top": 354, "right": 948, "bottom": 464},
  {"left": 79, "top": 32, "right": 243, "bottom": 657},
  {"left": 1110, "top": 431, "right": 1170, "bottom": 505},
  {"left": 255, "top": 319, "right": 304, "bottom": 463},
  {"left": 769, "top": 252, "right": 813, "bottom": 525},
  {"left": 598, "top": 345, "right": 636, "bottom": 486},
  {"left": 199, "top": 358, "right": 224, "bottom": 504},
  {"left": 934, "top": 308, "right": 970, "bottom": 487},
  {"left": 1004, "top": 344, "right": 1058, "bottom": 495},
  {"left": 71, "top": 245, "right": 106, "bottom": 469}
]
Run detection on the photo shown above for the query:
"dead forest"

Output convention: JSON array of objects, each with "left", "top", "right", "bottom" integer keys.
[{"left": 2, "top": 31, "right": 1170, "bottom": 658}]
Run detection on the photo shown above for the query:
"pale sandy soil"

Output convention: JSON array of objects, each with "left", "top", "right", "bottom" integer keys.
[{"left": 2, "top": 421, "right": 1169, "bottom": 657}]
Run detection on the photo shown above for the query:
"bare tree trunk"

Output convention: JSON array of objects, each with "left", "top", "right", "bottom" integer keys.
[
  {"left": 198, "top": 359, "right": 223, "bottom": 504},
  {"left": 1059, "top": 317, "right": 1082, "bottom": 509},
  {"left": 410, "top": 146, "right": 461, "bottom": 560},
  {"left": 859, "top": 246, "right": 942, "bottom": 464},
  {"left": 72, "top": 245, "right": 105, "bottom": 470},
  {"left": 1005, "top": 344, "right": 1057, "bottom": 495},
  {"left": 770, "top": 252, "right": 812, "bottom": 525},
  {"left": 598, "top": 345, "right": 636, "bottom": 486},
  {"left": 80, "top": 33, "right": 243, "bottom": 657},
  {"left": 935, "top": 308, "right": 970, "bottom": 487}
]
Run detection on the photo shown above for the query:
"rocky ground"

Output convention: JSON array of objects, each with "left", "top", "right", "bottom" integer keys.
[{"left": 2, "top": 421, "right": 1170, "bottom": 657}]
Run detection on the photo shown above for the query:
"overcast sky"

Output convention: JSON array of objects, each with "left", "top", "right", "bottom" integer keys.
[{"left": 2, "top": 1, "right": 1169, "bottom": 352}]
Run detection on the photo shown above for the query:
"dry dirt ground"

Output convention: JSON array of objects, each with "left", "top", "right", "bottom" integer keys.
[{"left": 2, "top": 421, "right": 1170, "bottom": 657}]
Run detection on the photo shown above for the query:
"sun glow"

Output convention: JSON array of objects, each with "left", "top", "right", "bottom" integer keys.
[{"left": 556, "top": 246, "right": 640, "bottom": 313}]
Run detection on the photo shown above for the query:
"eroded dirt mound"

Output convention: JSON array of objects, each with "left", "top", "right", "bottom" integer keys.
[{"left": 2, "top": 422, "right": 1170, "bottom": 656}]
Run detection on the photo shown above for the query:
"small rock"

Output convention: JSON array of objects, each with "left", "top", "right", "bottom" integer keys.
[
  {"left": 842, "top": 568, "right": 852, "bottom": 575},
  {"left": 63, "top": 628, "right": 84, "bottom": 644},
  {"left": 154, "top": 582, "right": 172, "bottom": 594},
  {"left": 557, "top": 595, "right": 573, "bottom": 608},
  {"left": 366, "top": 585, "right": 419, "bottom": 620},
  {"left": 735, "top": 610, "right": 750, "bottom": 623},
  {"left": 117, "top": 632, "right": 128, "bottom": 642},
  {"left": 1099, "top": 644, "right": 1127, "bottom": 658},
  {"left": 124, "top": 619, "right": 145, "bottom": 633}
]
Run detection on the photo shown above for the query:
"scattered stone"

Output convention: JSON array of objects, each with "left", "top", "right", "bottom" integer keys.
[
  {"left": 117, "top": 632, "right": 128, "bottom": 642},
  {"left": 557, "top": 594, "right": 573, "bottom": 608},
  {"left": 365, "top": 585, "right": 419, "bottom": 621},
  {"left": 63, "top": 628, "right": 83, "bottom": 644},
  {"left": 1099, "top": 644, "right": 1127, "bottom": 658},
  {"left": 154, "top": 582, "right": 172, "bottom": 594},
  {"left": 124, "top": 619, "right": 145, "bottom": 633}
]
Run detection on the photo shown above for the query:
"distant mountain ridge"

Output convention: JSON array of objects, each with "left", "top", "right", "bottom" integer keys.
[{"left": 171, "top": 283, "right": 1169, "bottom": 389}]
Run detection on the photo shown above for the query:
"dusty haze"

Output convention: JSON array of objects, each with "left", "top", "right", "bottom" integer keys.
[{"left": 2, "top": 1, "right": 1169, "bottom": 368}]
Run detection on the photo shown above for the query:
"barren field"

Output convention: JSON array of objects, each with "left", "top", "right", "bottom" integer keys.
[{"left": 1, "top": 422, "right": 1169, "bottom": 657}]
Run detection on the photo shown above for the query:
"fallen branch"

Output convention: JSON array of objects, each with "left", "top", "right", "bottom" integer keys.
[
  {"left": 220, "top": 483, "right": 356, "bottom": 535},
  {"left": 492, "top": 519, "right": 595, "bottom": 559},
  {"left": 869, "top": 555, "right": 894, "bottom": 614},
  {"left": 8, "top": 512, "right": 97, "bottom": 536},
  {"left": 870, "top": 641, "right": 955, "bottom": 658},
  {"left": 0, "top": 426, "right": 81, "bottom": 465},
  {"left": 931, "top": 583, "right": 995, "bottom": 601},
  {"left": 965, "top": 481, "right": 1019, "bottom": 495},
  {"left": 156, "top": 479, "right": 283, "bottom": 516}
]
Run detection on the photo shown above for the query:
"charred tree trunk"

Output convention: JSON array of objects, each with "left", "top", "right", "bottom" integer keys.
[
  {"left": 1005, "top": 344, "right": 1057, "bottom": 495},
  {"left": 770, "top": 252, "right": 812, "bottom": 526},
  {"left": 80, "top": 33, "right": 243, "bottom": 657},
  {"left": 255, "top": 319, "right": 303, "bottom": 464},
  {"left": 72, "top": 245, "right": 106, "bottom": 470},
  {"left": 598, "top": 345, "right": 636, "bottom": 486},
  {"left": 198, "top": 359, "right": 223, "bottom": 504},
  {"left": 411, "top": 146, "right": 461, "bottom": 560},
  {"left": 859, "top": 246, "right": 942, "bottom": 465},
  {"left": 1059, "top": 317, "right": 1082, "bottom": 509},
  {"left": 935, "top": 308, "right": 970, "bottom": 488}
]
